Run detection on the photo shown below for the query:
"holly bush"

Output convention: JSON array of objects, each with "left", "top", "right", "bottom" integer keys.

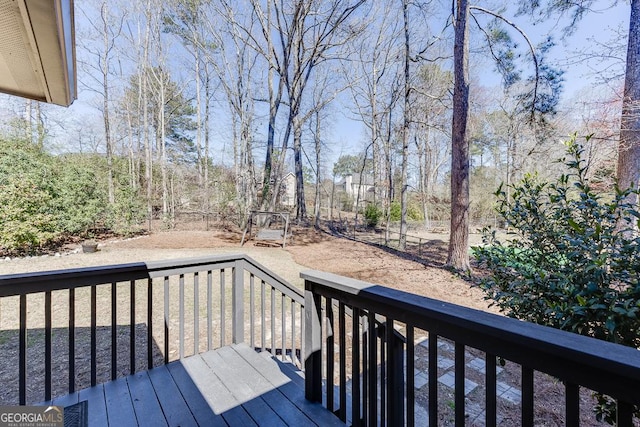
[{"left": 473, "top": 135, "right": 640, "bottom": 423}]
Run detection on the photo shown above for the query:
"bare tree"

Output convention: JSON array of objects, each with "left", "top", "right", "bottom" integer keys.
[
  {"left": 142, "top": 0, "right": 153, "bottom": 229},
  {"left": 246, "top": 0, "right": 286, "bottom": 211},
  {"left": 398, "top": 0, "right": 412, "bottom": 249},
  {"left": 413, "top": 63, "right": 452, "bottom": 229},
  {"left": 23, "top": 100, "right": 47, "bottom": 148},
  {"left": 343, "top": 2, "right": 402, "bottom": 240},
  {"left": 164, "top": 0, "right": 213, "bottom": 190},
  {"left": 250, "top": 0, "right": 367, "bottom": 220},
  {"left": 210, "top": 2, "right": 260, "bottom": 219},
  {"left": 304, "top": 68, "right": 342, "bottom": 227},
  {"left": 78, "top": 0, "right": 125, "bottom": 205}
]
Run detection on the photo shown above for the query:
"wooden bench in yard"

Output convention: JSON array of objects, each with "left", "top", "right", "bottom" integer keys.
[
  {"left": 241, "top": 211, "right": 290, "bottom": 247},
  {"left": 255, "top": 229, "right": 285, "bottom": 246}
]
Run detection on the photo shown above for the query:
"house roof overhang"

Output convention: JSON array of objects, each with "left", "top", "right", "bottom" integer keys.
[{"left": 0, "top": 0, "right": 76, "bottom": 107}]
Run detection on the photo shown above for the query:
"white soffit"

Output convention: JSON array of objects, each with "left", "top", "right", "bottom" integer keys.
[{"left": 0, "top": 0, "right": 76, "bottom": 107}]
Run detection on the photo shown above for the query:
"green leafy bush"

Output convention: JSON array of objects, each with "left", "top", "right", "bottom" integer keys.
[
  {"left": 408, "top": 204, "right": 424, "bottom": 221},
  {"left": 364, "top": 203, "right": 383, "bottom": 228},
  {"left": 0, "top": 137, "right": 145, "bottom": 253},
  {"left": 106, "top": 173, "right": 146, "bottom": 235},
  {"left": 54, "top": 155, "right": 106, "bottom": 234},
  {"left": 389, "top": 201, "right": 424, "bottom": 221},
  {"left": 390, "top": 201, "right": 401, "bottom": 221},
  {"left": 473, "top": 135, "right": 640, "bottom": 423},
  {"left": 0, "top": 139, "right": 58, "bottom": 252},
  {"left": 0, "top": 174, "right": 58, "bottom": 251}
]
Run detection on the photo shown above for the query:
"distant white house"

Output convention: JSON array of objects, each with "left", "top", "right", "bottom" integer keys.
[
  {"left": 280, "top": 172, "right": 296, "bottom": 207},
  {"left": 337, "top": 173, "right": 375, "bottom": 203}
]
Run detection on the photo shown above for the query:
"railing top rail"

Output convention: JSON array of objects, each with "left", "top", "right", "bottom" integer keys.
[
  {"left": 242, "top": 257, "right": 304, "bottom": 304},
  {"left": 302, "top": 269, "right": 640, "bottom": 403},
  {"left": 0, "top": 254, "right": 302, "bottom": 302},
  {"left": 0, "top": 262, "right": 151, "bottom": 297},
  {"left": 144, "top": 253, "right": 246, "bottom": 272}
]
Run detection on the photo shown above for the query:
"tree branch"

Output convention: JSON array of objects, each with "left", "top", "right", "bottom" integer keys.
[{"left": 470, "top": 5, "right": 540, "bottom": 117}]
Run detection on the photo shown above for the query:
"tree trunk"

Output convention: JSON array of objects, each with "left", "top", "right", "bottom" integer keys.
[
  {"left": 371, "top": 75, "right": 379, "bottom": 206},
  {"left": 294, "top": 115, "right": 307, "bottom": 220},
  {"left": 399, "top": 0, "right": 410, "bottom": 250},
  {"left": 142, "top": 0, "right": 153, "bottom": 231},
  {"left": 100, "top": 2, "right": 115, "bottom": 206},
  {"left": 384, "top": 95, "right": 394, "bottom": 245},
  {"left": 263, "top": 81, "right": 276, "bottom": 208},
  {"left": 25, "top": 100, "right": 32, "bottom": 143},
  {"left": 204, "top": 64, "right": 211, "bottom": 214},
  {"left": 417, "top": 124, "right": 432, "bottom": 230},
  {"left": 447, "top": 0, "right": 471, "bottom": 271},
  {"left": 242, "top": 110, "right": 256, "bottom": 212},
  {"left": 261, "top": 0, "right": 281, "bottom": 210},
  {"left": 268, "top": 110, "right": 292, "bottom": 211},
  {"left": 354, "top": 145, "right": 370, "bottom": 225},
  {"left": 125, "top": 109, "right": 137, "bottom": 191},
  {"left": 195, "top": 47, "right": 203, "bottom": 188},
  {"left": 34, "top": 101, "right": 44, "bottom": 149},
  {"left": 314, "top": 111, "right": 322, "bottom": 228},
  {"left": 617, "top": 0, "right": 640, "bottom": 230},
  {"left": 330, "top": 175, "right": 336, "bottom": 221},
  {"left": 159, "top": 79, "right": 169, "bottom": 222}
]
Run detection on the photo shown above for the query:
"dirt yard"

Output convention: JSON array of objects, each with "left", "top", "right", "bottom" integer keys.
[{"left": 0, "top": 227, "right": 494, "bottom": 313}]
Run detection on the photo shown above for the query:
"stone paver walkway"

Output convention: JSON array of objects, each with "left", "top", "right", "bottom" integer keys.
[{"left": 412, "top": 336, "right": 522, "bottom": 426}]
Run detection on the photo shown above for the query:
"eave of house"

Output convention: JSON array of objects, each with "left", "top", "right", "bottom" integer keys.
[{"left": 0, "top": 0, "right": 76, "bottom": 107}]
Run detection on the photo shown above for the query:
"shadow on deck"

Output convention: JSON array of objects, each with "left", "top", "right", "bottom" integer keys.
[{"left": 44, "top": 343, "right": 343, "bottom": 427}]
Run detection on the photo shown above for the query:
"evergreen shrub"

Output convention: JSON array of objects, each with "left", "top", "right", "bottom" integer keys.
[{"left": 473, "top": 135, "right": 640, "bottom": 423}]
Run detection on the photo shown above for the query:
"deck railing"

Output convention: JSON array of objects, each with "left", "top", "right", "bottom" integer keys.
[
  {"left": 0, "top": 254, "right": 304, "bottom": 405},
  {"left": 303, "top": 270, "right": 640, "bottom": 426},
  {"left": 5, "top": 255, "right": 640, "bottom": 425}
]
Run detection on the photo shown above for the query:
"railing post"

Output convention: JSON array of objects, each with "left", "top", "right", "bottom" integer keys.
[
  {"left": 232, "top": 259, "right": 245, "bottom": 344},
  {"left": 304, "top": 279, "right": 322, "bottom": 402},
  {"left": 384, "top": 320, "right": 406, "bottom": 426},
  {"left": 390, "top": 327, "right": 406, "bottom": 425}
]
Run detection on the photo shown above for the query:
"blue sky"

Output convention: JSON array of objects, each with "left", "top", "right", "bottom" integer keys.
[{"left": 7, "top": 1, "right": 628, "bottom": 169}]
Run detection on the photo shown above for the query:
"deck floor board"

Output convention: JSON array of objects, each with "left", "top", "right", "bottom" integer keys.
[
  {"left": 51, "top": 343, "right": 342, "bottom": 426},
  {"left": 147, "top": 365, "right": 198, "bottom": 427},
  {"left": 165, "top": 362, "right": 226, "bottom": 427},
  {"left": 127, "top": 371, "right": 168, "bottom": 427},
  {"left": 78, "top": 385, "right": 107, "bottom": 427},
  {"left": 213, "top": 346, "right": 310, "bottom": 426},
  {"left": 181, "top": 353, "right": 256, "bottom": 426},
  {"left": 234, "top": 345, "right": 346, "bottom": 427},
  {"left": 103, "top": 377, "right": 137, "bottom": 426}
]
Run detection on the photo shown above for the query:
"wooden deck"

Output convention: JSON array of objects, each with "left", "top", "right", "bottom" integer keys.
[{"left": 44, "top": 344, "right": 344, "bottom": 426}]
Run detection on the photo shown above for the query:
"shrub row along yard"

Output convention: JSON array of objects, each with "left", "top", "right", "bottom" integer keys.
[{"left": 0, "top": 137, "right": 144, "bottom": 254}]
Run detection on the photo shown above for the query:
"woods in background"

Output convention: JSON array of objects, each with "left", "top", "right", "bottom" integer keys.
[{"left": 0, "top": 0, "right": 635, "bottom": 266}]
